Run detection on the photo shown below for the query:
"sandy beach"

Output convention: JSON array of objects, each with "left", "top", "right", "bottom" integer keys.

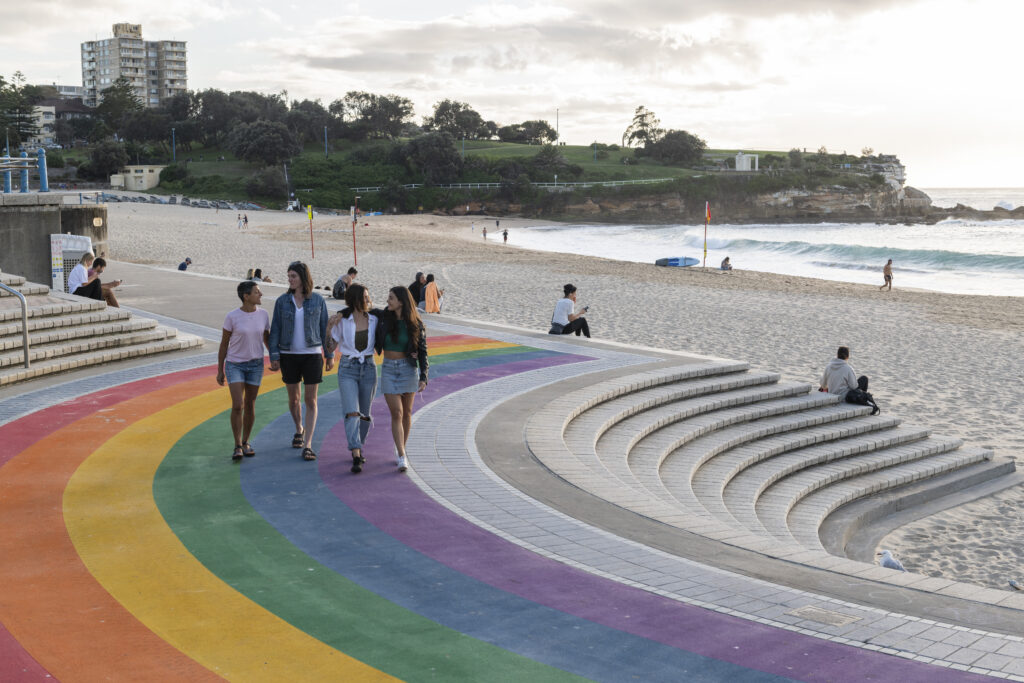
[{"left": 104, "top": 199, "right": 1024, "bottom": 589}]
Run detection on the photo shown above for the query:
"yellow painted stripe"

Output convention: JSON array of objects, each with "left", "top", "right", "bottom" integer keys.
[
  {"left": 63, "top": 385, "right": 395, "bottom": 682},
  {"left": 431, "top": 341, "right": 520, "bottom": 354}
]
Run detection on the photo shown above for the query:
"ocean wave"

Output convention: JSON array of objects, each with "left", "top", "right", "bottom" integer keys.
[
  {"left": 809, "top": 261, "right": 932, "bottom": 274},
  {"left": 678, "top": 235, "right": 1024, "bottom": 272}
]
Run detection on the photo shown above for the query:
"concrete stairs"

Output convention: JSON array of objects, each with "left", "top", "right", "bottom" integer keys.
[
  {"left": 0, "top": 272, "right": 205, "bottom": 387},
  {"left": 525, "top": 359, "right": 1015, "bottom": 575}
]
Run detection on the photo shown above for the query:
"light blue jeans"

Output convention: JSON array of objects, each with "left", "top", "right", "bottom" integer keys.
[{"left": 337, "top": 356, "right": 377, "bottom": 451}]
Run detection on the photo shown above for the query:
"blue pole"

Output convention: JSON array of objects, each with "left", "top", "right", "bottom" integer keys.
[
  {"left": 37, "top": 148, "right": 49, "bottom": 192},
  {"left": 19, "top": 151, "right": 29, "bottom": 192},
  {"left": 2, "top": 144, "right": 10, "bottom": 193},
  {"left": 172, "top": 127, "right": 176, "bottom": 163}
]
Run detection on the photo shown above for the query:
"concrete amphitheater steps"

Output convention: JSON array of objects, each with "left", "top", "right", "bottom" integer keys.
[{"left": 0, "top": 275, "right": 205, "bottom": 387}]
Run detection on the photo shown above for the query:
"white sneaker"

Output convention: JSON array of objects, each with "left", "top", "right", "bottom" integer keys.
[{"left": 397, "top": 455, "right": 408, "bottom": 472}]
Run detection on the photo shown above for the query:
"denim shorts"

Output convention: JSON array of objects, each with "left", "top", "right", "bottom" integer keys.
[
  {"left": 380, "top": 357, "right": 419, "bottom": 394},
  {"left": 224, "top": 358, "right": 264, "bottom": 386}
]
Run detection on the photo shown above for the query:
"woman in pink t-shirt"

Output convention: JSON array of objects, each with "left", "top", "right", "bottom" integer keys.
[{"left": 217, "top": 280, "right": 271, "bottom": 461}]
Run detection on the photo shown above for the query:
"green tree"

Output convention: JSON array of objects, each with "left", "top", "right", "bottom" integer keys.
[
  {"left": 122, "top": 109, "right": 171, "bottom": 145},
  {"left": 423, "top": 100, "right": 488, "bottom": 139},
  {"left": 96, "top": 76, "right": 143, "bottom": 133},
  {"left": 644, "top": 129, "right": 706, "bottom": 165},
  {"left": 226, "top": 119, "right": 300, "bottom": 166},
  {"left": 622, "top": 105, "right": 663, "bottom": 148},
  {"left": 401, "top": 132, "right": 463, "bottom": 183},
  {"left": 88, "top": 139, "right": 129, "bottom": 177},
  {"left": 287, "top": 99, "right": 330, "bottom": 144},
  {"left": 0, "top": 72, "right": 41, "bottom": 147},
  {"left": 334, "top": 91, "right": 414, "bottom": 139},
  {"left": 788, "top": 148, "right": 804, "bottom": 169},
  {"left": 496, "top": 120, "right": 557, "bottom": 144}
]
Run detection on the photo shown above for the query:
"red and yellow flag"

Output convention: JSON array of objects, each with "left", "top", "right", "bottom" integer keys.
[{"left": 705, "top": 201, "right": 711, "bottom": 224}]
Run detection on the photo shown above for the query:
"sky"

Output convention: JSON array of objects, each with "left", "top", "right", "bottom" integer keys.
[{"left": 4, "top": 0, "right": 1022, "bottom": 187}]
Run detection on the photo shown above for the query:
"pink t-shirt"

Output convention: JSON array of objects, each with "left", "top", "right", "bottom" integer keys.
[{"left": 223, "top": 308, "right": 270, "bottom": 363}]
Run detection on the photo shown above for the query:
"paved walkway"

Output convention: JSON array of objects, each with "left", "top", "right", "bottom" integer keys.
[{"left": 1, "top": 263, "right": 1022, "bottom": 681}]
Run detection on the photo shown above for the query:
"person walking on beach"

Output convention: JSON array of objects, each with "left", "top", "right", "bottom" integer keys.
[
  {"left": 424, "top": 273, "right": 445, "bottom": 313},
  {"left": 326, "top": 284, "right": 382, "bottom": 474},
  {"left": 237, "top": 214, "right": 243, "bottom": 230},
  {"left": 880, "top": 259, "right": 893, "bottom": 291},
  {"left": 502, "top": 229, "right": 508, "bottom": 244},
  {"left": 243, "top": 214, "right": 249, "bottom": 229},
  {"left": 549, "top": 284, "right": 591, "bottom": 338},
  {"left": 268, "top": 261, "right": 333, "bottom": 461},
  {"left": 217, "top": 280, "right": 271, "bottom": 461},
  {"left": 482, "top": 226, "right": 487, "bottom": 240},
  {"left": 376, "top": 286, "right": 428, "bottom": 473}
]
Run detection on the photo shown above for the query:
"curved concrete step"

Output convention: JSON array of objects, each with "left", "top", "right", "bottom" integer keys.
[
  {"left": 0, "top": 317, "right": 158, "bottom": 351},
  {"left": 638, "top": 398, "right": 862, "bottom": 513},
  {"left": 568, "top": 371, "right": 792, "bottom": 495},
  {"left": 0, "top": 332, "right": 205, "bottom": 386},
  {"left": 0, "top": 307, "right": 131, "bottom": 337},
  {"left": 755, "top": 436, "right": 966, "bottom": 545},
  {"left": 718, "top": 421, "right": 925, "bottom": 535},
  {"left": 0, "top": 274, "right": 27, "bottom": 287},
  {"left": 0, "top": 283, "right": 49, "bottom": 297},
  {"left": 0, "top": 297, "right": 106, "bottom": 322},
  {"left": 0, "top": 326, "right": 177, "bottom": 368},
  {"left": 787, "top": 447, "right": 993, "bottom": 551}
]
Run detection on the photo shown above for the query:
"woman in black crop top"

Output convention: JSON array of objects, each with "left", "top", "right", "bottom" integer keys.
[{"left": 375, "top": 286, "right": 428, "bottom": 472}]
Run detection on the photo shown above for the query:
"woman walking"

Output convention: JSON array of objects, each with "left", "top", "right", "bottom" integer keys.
[
  {"left": 217, "top": 280, "right": 271, "bottom": 461},
  {"left": 327, "top": 284, "right": 382, "bottom": 473},
  {"left": 268, "top": 261, "right": 333, "bottom": 461},
  {"left": 376, "top": 286, "right": 428, "bottom": 472}
]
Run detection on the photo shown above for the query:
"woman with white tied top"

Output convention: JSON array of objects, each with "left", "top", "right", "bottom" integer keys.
[{"left": 327, "top": 284, "right": 383, "bottom": 473}]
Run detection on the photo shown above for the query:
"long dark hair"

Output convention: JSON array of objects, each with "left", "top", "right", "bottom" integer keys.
[
  {"left": 287, "top": 261, "right": 313, "bottom": 296},
  {"left": 341, "top": 283, "right": 368, "bottom": 318},
  {"left": 388, "top": 285, "right": 421, "bottom": 344}
]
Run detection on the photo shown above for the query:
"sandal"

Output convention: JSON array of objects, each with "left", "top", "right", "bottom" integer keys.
[
  {"left": 242, "top": 442, "right": 256, "bottom": 457},
  {"left": 350, "top": 452, "right": 365, "bottom": 474},
  {"left": 291, "top": 431, "right": 304, "bottom": 448},
  {"left": 231, "top": 445, "right": 244, "bottom": 462},
  {"left": 302, "top": 447, "right": 317, "bottom": 461}
]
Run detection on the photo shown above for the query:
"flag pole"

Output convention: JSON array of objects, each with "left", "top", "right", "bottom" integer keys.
[
  {"left": 307, "top": 205, "right": 315, "bottom": 259},
  {"left": 703, "top": 201, "right": 709, "bottom": 268}
]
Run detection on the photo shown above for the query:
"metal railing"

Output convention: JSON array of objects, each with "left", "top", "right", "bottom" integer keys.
[
  {"left": 349, "top": 177, "right": 679, "bottom": 193},
  {"left": 0, "top": 282, "right": 30, "bottom": 369}
]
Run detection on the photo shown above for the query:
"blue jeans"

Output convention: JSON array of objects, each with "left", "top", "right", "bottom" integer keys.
[{"left": 338, "top": 357, "right": 377, "bottom": 451}]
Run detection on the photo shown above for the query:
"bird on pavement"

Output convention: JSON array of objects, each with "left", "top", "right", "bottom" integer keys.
[{"left": 877, "top": 549, "right": 906, "bottom": 572}]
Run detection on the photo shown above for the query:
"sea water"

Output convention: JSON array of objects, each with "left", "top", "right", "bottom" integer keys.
[{"left": 511, "top": 188, "right": 1024, "bottom": 297}]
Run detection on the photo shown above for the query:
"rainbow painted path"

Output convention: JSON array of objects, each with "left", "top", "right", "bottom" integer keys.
[{"left": 0, "top": 322, "right": 1005, "bottom": 681}]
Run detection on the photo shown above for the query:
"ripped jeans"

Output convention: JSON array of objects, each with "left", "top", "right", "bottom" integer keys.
[{"left": 337, "top": 356, "right": 378, "bottom": 451}]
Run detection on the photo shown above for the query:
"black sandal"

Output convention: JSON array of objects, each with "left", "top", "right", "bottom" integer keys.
[
  {"left": 350, "top": 452, "right": 366, "bottom": 473},
  {"left": 291, "top": 431, "right": 304, "bottom": 448},
  {"left": 242, "top": 442, "right": 256, "bottom": 457},
  {"left": 232, "top": 445, "right": 244, "bottom": 462},
  {"left": 302, "top": 447, "right": 317, "bottom": 461}
]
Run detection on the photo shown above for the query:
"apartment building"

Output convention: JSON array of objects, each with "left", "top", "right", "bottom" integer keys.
[{"left": 81, "top": 23, "right": 187, "bottom": 109}]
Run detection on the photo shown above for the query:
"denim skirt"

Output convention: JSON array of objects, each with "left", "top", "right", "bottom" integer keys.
[{"left": 380, "top": 357, "right": 418, "bottom": 394}]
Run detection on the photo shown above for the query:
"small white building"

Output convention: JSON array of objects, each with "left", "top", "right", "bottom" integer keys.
[
  {"left": 735, "top": 152, "right": 759, "bottom": 171},
  {"left": 110, "top": 164, "right": 166, "bottom": 191}
]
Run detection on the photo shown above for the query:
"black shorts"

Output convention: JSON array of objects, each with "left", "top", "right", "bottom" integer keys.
[{"left": 279, "top": 353, "right": 324, "bottom": 385}]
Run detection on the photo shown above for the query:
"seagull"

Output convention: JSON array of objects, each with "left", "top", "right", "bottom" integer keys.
[
  {"left": 877, "top": 549, "right": 906, "bottom": 572},
  {"left": 1010, "top": 580, "right": 1022, "bottom": 591}
]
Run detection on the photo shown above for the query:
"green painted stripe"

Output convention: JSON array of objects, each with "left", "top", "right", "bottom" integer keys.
[
  {"left": 430, "top": 345, "right": 542, "bottom": 364},
  {"left": 153, "top": 378, "right": 581, "bottom": 681}
]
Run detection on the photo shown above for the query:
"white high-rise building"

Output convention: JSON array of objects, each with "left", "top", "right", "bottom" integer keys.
[{"left": 81, "top": 23, "right": 187, "bottom": 109}]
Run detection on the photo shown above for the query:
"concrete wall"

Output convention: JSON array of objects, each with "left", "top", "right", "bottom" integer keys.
[{"left": 0, "top": 194, "right": 108, "bottom": 285}]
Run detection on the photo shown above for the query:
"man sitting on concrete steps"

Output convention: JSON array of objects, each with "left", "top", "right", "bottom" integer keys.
[
  {"left": 820, "top": 346, "right": 878, "bottom": 414},
  {"left": 67, "top": 253, "right": 121, "bottom": 308}
]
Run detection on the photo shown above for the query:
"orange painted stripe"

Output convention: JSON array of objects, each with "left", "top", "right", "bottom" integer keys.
[{"left": 0, "top": 375, "right": 224, "bottom": 681}]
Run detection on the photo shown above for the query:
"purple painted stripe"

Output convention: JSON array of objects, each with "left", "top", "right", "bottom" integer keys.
[{"left": 320, "top": 357, "right": 990, "bottom": 683}]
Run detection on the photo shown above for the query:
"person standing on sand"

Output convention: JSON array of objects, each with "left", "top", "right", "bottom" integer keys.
[
  {"left": 502, "top": 229, "right": 508, "bottom": 244},
  {"left": 268, "top": 261, "right": 334, "bottom": 461},
  {"left": 243, "top": 214, "right": 249, "bottom": 229},
  {"left": 880, "top": 259, "right": 893, "bottom": 291},
  {"left": 217, "top": 280, "right": 271, "bottom": 462},
  {"left": 482, "top": 226, "right": 487, "bottom": 240},
  {"left": 237, "top": 214, "right": 243, "bottom": 230},
  {"left": 376, "top": 286, "right": 428, "bottom": 473}
]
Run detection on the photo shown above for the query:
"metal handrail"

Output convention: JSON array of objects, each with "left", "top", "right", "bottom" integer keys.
[{"left": 0, "top": 281, "right": 30, "bottom": 369}]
